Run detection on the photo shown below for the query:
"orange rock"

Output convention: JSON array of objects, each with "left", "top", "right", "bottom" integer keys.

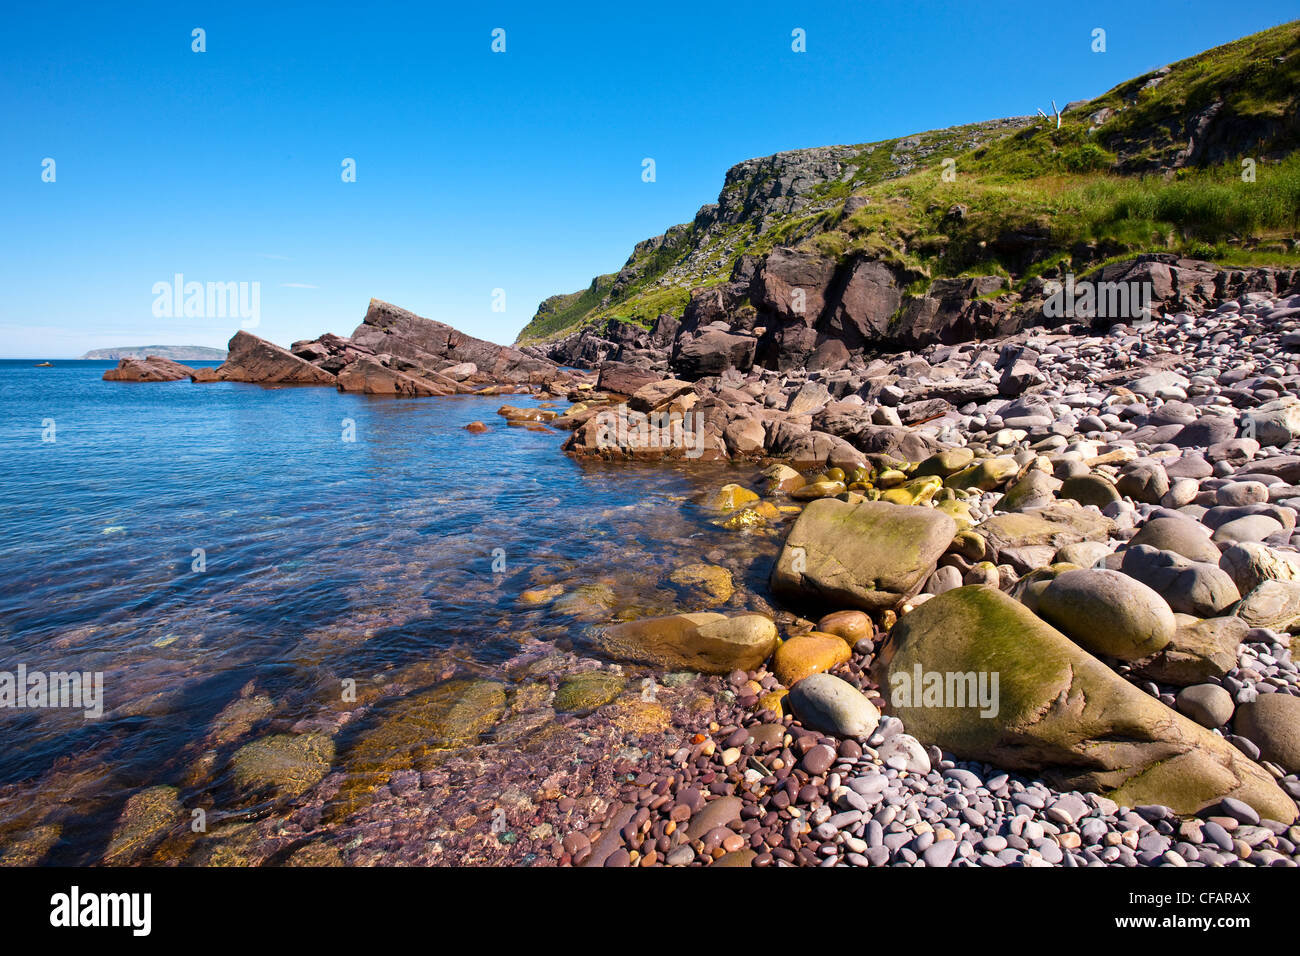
[
  {"left": 773, "top": 632, "right": 851, "bottom": 686},
  {"left": 816, "top": 610, "right": 873, "bottom": 648}
]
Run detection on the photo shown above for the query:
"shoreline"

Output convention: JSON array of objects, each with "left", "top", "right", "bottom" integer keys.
[{"left": 73, "top": 279, "right": 1300, "bottom": 867}]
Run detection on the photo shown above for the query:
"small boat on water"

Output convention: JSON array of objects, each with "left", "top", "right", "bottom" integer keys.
[{"left": 35, "top": 362, "right": 53, "bottom": 367}]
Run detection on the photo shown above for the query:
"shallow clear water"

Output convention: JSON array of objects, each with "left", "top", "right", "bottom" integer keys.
[{"left": 0, "top": 360, "right": 777, "bottom": 863}]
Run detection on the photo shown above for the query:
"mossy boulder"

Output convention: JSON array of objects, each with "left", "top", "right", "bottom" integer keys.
[
  {"left": 934, "top": 498, "right": 975, "bottom": 532},
  {"left": 997, "top": 469, "right": 1060, "bottom": 513},
  {"left": 875, "top": 586, "right": 1295, "bottom": 823},
  {"left": 771, "top": 498, "right": 956, "bottom": 613},
  {"left": 945, "top": 457, "right": 1020, "bottom": 492},
  {"left": 593, "top": 612, "right": 778, "bottom": 674},
  {"left": 879, "top": 475, "right": 943, "bottom": 507},
  {"left": 1059, "top": 474, "right": 1122, "bottom": 509},
  {"left": 712, "top": 484, "right": 759, "bottom": 511},
  {"left": 761, "top": 464, "right": 805, "bottom": 494},
  {"left": 790, "top": 480, "right": 847, "bottom": 501},
  {"left": 914, "top": 447, "right": 975, "bottom": 479}
]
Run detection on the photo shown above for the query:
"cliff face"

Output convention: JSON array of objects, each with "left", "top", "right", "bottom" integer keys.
[{"left": 516, "top": 21, "right": 1300, "bottom": 370}]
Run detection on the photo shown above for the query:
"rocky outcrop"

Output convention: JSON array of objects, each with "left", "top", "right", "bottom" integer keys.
[
  {"left": 194, "top": 331, "right": 337, "bottom": 385},
  {"left": 352, "top": 299, "right": 560, "bottom": 385},
  {"left": 103, "top": 356, "right": 196, "bottom": 382}
]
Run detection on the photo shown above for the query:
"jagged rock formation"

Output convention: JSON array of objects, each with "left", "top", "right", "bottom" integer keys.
[
  {"left": 102, "top": 356, "right": 196, "bottom": 381},
  {"left": 192, "top": 331, "right": 338, "bottom": 385},
  {"left": 176, "top": 300, "right": 567, "bottom": 393}
]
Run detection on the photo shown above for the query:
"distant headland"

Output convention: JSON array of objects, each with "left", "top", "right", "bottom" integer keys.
[{"left": 80, "top": 345, "right": 228, "bottom": 361}]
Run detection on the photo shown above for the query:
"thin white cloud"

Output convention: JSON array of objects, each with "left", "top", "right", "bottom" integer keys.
[{"left": 280, "top": 282, "right": 318, "bottom": 289}]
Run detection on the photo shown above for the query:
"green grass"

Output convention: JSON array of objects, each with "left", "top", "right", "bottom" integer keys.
[{"left": 517, "top": 20, "right": 1300, "bottom": 344}]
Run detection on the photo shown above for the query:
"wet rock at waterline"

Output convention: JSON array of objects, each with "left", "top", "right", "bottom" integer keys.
[{"left": 592, "top": 613, "right": 779, "bottom": 674}]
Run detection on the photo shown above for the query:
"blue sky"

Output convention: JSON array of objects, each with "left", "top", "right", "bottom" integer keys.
[{"left": 2, "top": 1, "right": 1296, "bottom": 358}]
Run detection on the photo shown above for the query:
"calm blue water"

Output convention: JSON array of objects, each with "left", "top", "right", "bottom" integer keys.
[{"left": 0, "top": 360, "right": 758, "bottom": 863}]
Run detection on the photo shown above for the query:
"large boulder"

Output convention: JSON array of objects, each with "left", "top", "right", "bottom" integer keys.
[
  {"left": 876, "top": 586, "right": 1296, "bottom": 823},
  {"left": 1128, "top": 516, "right": 1221, "bottom": 564},
  {"left": 1243, "top": 396, "right": 1300, "bottom": 447},
  {"left": 820, "top": 259, "right": 904, "bottom": 348},
  {"left": 670, "top": 330, "right": 756, "bottom": 379},
  {"left": 1035, "top": 568, "right": 1175, "bottom": 661},
  {"left": 1106, "top": 545, "right": 1241, "bottom": 617},
  {"left": 592, "top": 613, "right": 778, "bottom": 674},
  {"left": 1235, "top": 695, "right": 1300, "bottom": 774},
  {"left": 596, "top": 362, "right": 660, "bottom": 397},
  {"left": 103, "top": 356, "right": 195, "bottom": 382},
  {"left": 1235, "top": 579, "right": 1300, "bottom": 632},
  {"left": 771, "top": 499, "right": 955, "bottom": 613},
  {"left": 352, "top": 299, "right": 559, "bottom": 384},
  {"left": 199, "top": 331, "right": 337, "bottom": 385},
  {"left": 787, "top": 673, "right": 881, "bottom": 739}
]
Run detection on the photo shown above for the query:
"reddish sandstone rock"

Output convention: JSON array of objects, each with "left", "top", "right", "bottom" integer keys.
[
  {"left": 103, "top": 356, "right": 195, "bottom": 382},
  {"left": 335, "top": 356, "right": 448, "bottom": 396},
  {"left": 197, "top": 331, "right": 337, "bottom": 385},
  {"left": 350, "top": 299, "right": 560, "bottom": 385},
  {"left": 595, "top": 362, "right": 661, "bottom": 397},
  {"left": 465, "top": 421, "right": 489, "bottom": 433}
]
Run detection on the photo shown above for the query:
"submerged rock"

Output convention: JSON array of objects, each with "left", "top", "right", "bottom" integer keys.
[
  {"left": 230, "top": 732, "right": 336, "bottom": 801},
  {"left": 668, "top": 563, "right": 735, "bottom": 605},
  {"left": 103, "top": 785, "right": 182, "bottom": 864},
  {"left": 555, "top": 672, "right": 625, "bottom": 714}
]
